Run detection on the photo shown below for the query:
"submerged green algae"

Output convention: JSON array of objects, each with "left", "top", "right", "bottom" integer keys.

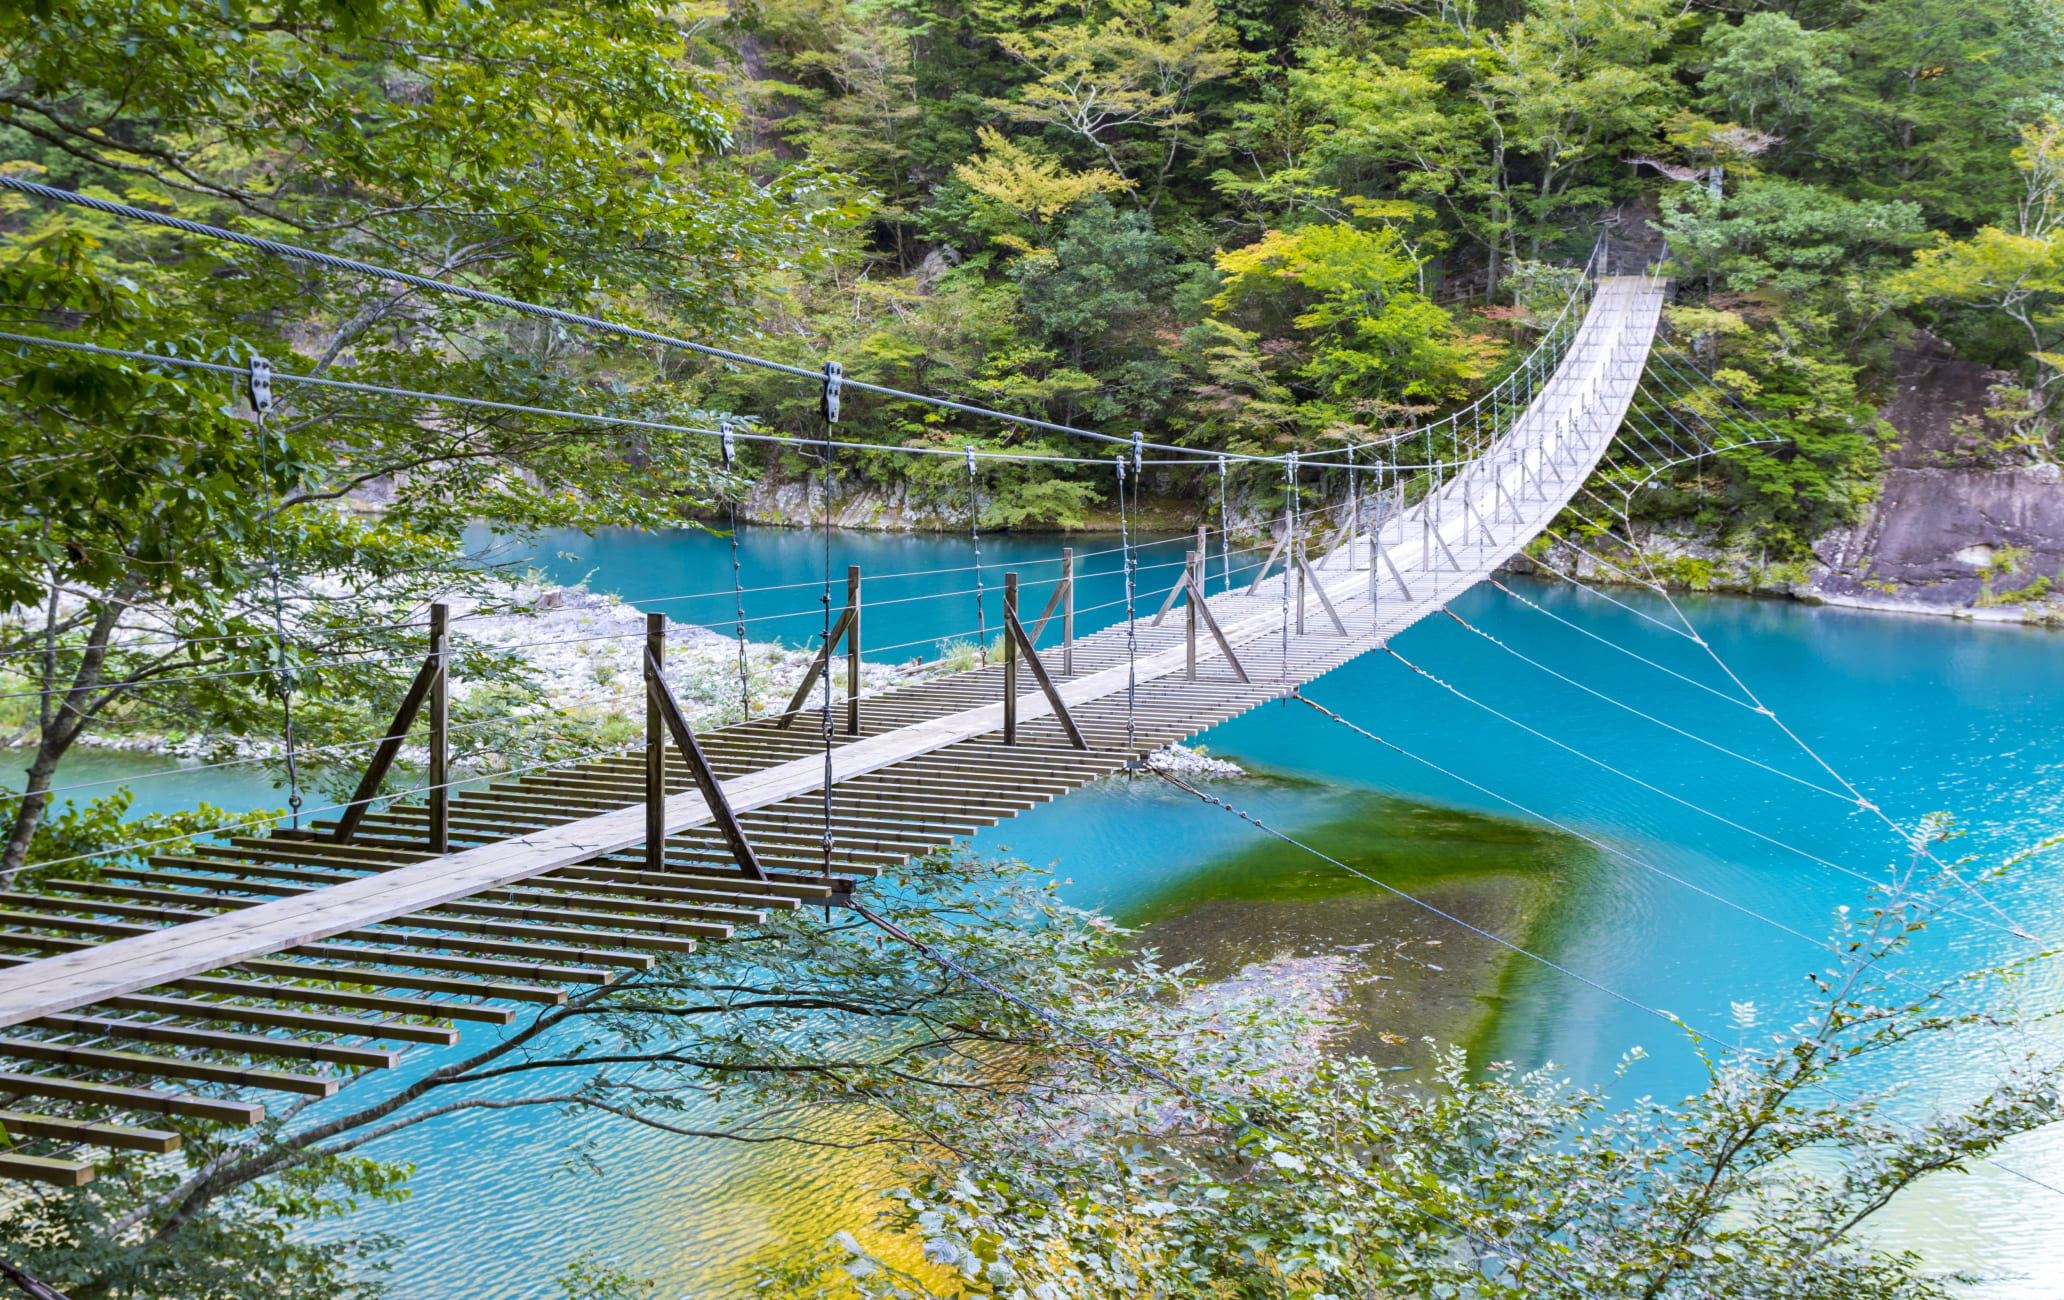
[{"left": 1121, "top": 775, "right": 1593, "bottom": 1065}]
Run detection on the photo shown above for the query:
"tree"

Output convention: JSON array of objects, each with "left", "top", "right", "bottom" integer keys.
[
  {"left": 1890, "top": 117, "right": 2064, "bottom": 444},
  {"left": 988, "top": 0, "right": 1244, "bottom": 211},
  {"left": 1659, "top": 176, "right": 1926, "bottom": 296},
  {"left": 0, "top": 0, "right": 855, "bottom": 877},
  {"left": 1699, "top": 11, "right": 1845, "bottom": 130},
  {"left": 952, "top": 128, "right": 1133, "bottom": 248},
  {"left": 768, "top": 823, "right": 2064, "bottom": 1298},
  {"left": 1208, "top": 221, "right": 1494, "bottom": 446}
]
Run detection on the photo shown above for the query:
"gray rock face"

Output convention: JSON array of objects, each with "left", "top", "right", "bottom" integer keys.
[{"left": 1817, "top": 465, "right": 2064, "bottom": 608}]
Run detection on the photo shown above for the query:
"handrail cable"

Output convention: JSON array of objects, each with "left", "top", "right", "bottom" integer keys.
[{"left": 0, "top": 176, "right": 1271, "bottom": 466}]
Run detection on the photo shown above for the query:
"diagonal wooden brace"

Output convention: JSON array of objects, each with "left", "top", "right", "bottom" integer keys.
[
  {"left": 1026, "top": 577, "right": 1070, "bottom": 643},
  {"left": 1002, "top": 608, "right": 1089, "bottom": 749},
  {"left": 332, "top": 652, "right": 441, "bottom": 843},
  {"left": 646, "top": 650, "right": 766, "bottom": 879},
  {"left": 1295, "top": 556, "right": 1350, "bottom": 635},
  {"left": 776, "top": 604, "right": 856, "bottom": 728},
  {"left": 1186, "top": 575, "right": 1251, "bottom": 682},
  {"left": 1150, "top": 566, "right": 1190, "bottom": 627},
  {"left": 1246, "top": 531, "right": 1287, "bottom": 595}
]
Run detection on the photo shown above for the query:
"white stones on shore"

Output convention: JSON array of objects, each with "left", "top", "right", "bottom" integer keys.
[
  {"left": 57, "top": 582, "right": 920, "bottom": 763},
  {"left": 1143, "top": 744, "right": 1245, "bottom": 779}
]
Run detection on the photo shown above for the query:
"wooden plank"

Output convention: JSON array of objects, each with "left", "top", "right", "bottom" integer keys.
[
  {"left": 0, "top": 1071, "right": 266, "bottom": 1124},
  {"left": 0, "top": 1037, "right": 342, "bottom": 1097},
  {"left": 0, "top": 1152, "right": 95, "bottom": 1186},
  {"left": 31, "top": 1014, "right": 401, "bottom": 1070},
  {"left": 96, "top": 994, "right": 460, "bottom": 1046},
  {"left": 0, "top": 1107, "right": 181, "bottom": 1154}
]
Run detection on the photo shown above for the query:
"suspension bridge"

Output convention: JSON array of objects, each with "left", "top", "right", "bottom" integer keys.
[{"left": 0, "top": 188, "right": 1687, "bottom": 1188}]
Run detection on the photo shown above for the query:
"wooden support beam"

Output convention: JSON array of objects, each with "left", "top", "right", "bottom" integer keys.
[
  {"left": 646, "top": 613, "right": 667, "bottom": 873},
  {"left": 1245, "top": 531, "right": 1286, "bottom": 595},
  {"left": 645, "top": 649, "right": 766, "bottom": 882},
  {"left": 1185, "top": 551, "right": 1198, "bottom": 679},
  {"left": 1002, "top": 599, "right": 1088, "bottom": 750},
  {"left": 0, "top": 1152, "right": 95, "bottom": 1186},
  {"left": 332, "top": 650, "right": 441, "bottom": 844},
  {"left": 0, "top": 1037, "right": 340, "bottom": 1096},
  {"left": 0, "top": 1108, "right": 180, "bottom": 1154},
  {"left": 95, "top": 994, "right": 460, "bottom": 1046},
  {"left": 1186, "top": 570, "right": 1251, "bottom": 683},
  {"left": 31, "top": 1013, "right": 402, "bottom": 1070},
  {"left": 775, "top": 606, "right": 856, "bottom": 728},
  {"left": 1297, "top": 555, "right": 1350, "bottom": 635},
  {"left": 1003, "top": 573, "right": 1018, "bottom": 745},
  {"left": 0, "top": 1070, "right": 265, "bottom": 1123},
  {"left": 846, "top": 565, "right": 862, "bottom": 736}
]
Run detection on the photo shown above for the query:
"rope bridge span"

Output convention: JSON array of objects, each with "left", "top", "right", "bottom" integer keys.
[{"left": 0, "top": 273, "right": 1665, "bottom": 1185}]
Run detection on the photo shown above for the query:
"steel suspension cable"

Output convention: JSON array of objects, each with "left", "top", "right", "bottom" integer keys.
[
  {"left": 968, "top": 448, "right": 986, "bottom": 667},
  {"left": 247, "top": 360, "right": 306, "bottom": 830},
  {"left": 0, "top": 176, "right": 1270, "bottom": 466},
  {"left": 1216, "top": 455, "right": 1232, "bottom": 594},
  {"left": 721, "top": 423, "right": 752, "bottom": 720}
]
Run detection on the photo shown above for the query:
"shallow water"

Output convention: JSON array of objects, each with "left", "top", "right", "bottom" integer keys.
[{"left": 13, "top": 524, "right": 2064, "bottom": 1296}]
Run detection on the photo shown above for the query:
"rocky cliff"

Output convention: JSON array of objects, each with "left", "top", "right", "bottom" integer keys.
[{"left": 1512, "top": 335, "right": 2064, "bottom": 626}]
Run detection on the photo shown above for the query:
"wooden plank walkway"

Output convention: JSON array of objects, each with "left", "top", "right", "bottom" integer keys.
[{"left": 0, "top": 275, "right": 1664, "bottom": 1184}]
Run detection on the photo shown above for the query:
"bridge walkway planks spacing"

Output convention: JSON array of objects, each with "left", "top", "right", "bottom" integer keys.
[{"left": 0, "top": 275, "right": 1664, "bottom": 1184}]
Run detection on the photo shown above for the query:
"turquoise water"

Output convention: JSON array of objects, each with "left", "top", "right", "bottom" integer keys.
[{"left": 13, "top": 524, "right": 2064, "bottom": 1295}]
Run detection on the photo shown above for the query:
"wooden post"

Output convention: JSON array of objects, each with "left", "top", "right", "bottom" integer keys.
[
  {"left": 845, "top": 565, "right": 861, "bottom": 736},
  {"left": 1185, "top": 551, "right": 1198, "bottom": 680},
  {"left": 1196, "top": 524, "right": 1208, "bottom": 595},
  {"left": 645, "top": 612, "right": 666, "bottom": 872},
  {"left": 1061, "top": 548, "right": 1074, "bottom": 677},
  {"left": 427, "top": 604, "right": 449, "bottom": 854},
  {"left": 1002, "top": 572, "right": 1018, "bottom": 745}
]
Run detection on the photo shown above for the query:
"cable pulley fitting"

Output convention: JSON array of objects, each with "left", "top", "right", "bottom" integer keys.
[
  {"left": 248, "top": 355, "right": 275, "bottom": 414},
  {"left": 820, "top": 359, "right": 843, "bottom": 423}
]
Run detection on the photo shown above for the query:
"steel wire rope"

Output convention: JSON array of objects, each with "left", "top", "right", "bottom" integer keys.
[
  {"left": 720, "top": 423, "right": 752, "bottom": 720},
  {"left": 1282, "top": 691, "right": 2064, "bottom": 1202},
  {"left": 845, "top": 897, "right": 1591, "bottom": 1290},
  {"left": 1416, "top": 612, "right": 2039, "bottom": 941},
  {"left": 13, "top": 740, "right": 649, "bottom": 875},
  {"left": 246, "top": 362, "right": 307, "bottom": 831},
  {"left": 1216, "top": 455, "right": 1233, "bottom": 594},
  {"left": 0, "top": 177, "right": 1287, "bottom": 466},
  {"left": 817, "top": 393, "right": 838, "bottom": 900},
  {"left": 1119, "top": 446, "right": 1139, "bottom": 755},
  {"left": 967, "top": 448, "right": 987, "bottom": 666},
  {"left": 0, "top": 328, "right": 1171, "bottom": 474},
  {"left": 1571, "top": 488, "right": 2037, "bottom": 940},
  {"left": 1488, "top": 580, "right": 1759, "bottom": 708},
  {"left": 1435, "top": 607, "right": 1857, "bottom": 803},
  {"left": 0, "top": 616, "right": 438, "bottom": 661},
  {"left": 0, "top": 702, "right": 642, "bottom": 807}
]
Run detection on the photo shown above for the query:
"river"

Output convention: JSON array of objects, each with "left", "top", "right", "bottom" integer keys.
[{"left": 12, "top": 523, "right": 2063, "bottom": 1296}]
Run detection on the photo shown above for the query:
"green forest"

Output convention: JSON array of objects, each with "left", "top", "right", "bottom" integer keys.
[{"left": 5, "top": 0, "right": 2061, "bottom": 556}]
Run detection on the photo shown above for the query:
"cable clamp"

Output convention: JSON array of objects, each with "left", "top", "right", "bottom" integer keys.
[
  {"left": 820, "top": 360, "right": 843, "bottom": 423},
  {"left": 719, "top": 420, "right": 734, "bottom": 468},
  {"left": 248, "top": 355, "right": 274, "bottom": 414},
  {"left": 965, "top": 444, "right": 977, "bottom": 476},
  {"left": 1131, "top": 430, "right": 1143, "bottom": 473}
]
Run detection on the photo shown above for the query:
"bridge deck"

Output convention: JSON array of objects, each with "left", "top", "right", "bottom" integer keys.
[{"left": 0, "top": 276, "right": 1663, "bottom": 1183}]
